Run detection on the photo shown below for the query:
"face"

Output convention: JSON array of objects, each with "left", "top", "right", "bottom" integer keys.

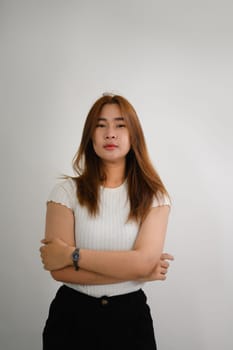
[{"left": 92, "top": 104, "right": 131, "bottom": 164}]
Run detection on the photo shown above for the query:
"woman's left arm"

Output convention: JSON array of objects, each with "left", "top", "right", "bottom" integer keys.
[{"left": 41, "top": 205, "right": 170, "bottom": 280}]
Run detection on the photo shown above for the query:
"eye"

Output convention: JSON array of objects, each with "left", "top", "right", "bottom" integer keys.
[
  {"left": 116, "top": 124, "right": 126, "bottom": 128},
  {"left": 96, "top": 123, "right": 106, "bottom": 128}
]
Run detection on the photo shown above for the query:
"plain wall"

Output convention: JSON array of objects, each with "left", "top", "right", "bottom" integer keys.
[{"left": 1, "top": 1, "right": 232, "bottom": 349}]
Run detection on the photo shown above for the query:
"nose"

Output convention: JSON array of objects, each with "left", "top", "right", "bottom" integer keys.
[
  {"left": 105, "top": 134, "right": 116, "bottom": 139},
  {"left": 104, "top": 127, "right": 117, "bottom": 139}
]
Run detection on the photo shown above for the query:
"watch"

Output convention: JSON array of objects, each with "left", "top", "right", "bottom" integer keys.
[{"left": 72, "top": 248, "right": 80, "bottom": 271}]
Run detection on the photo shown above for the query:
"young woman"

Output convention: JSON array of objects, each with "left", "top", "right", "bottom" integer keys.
[{"left": 40, "top": 94, "right": 174, "bottom": 350}]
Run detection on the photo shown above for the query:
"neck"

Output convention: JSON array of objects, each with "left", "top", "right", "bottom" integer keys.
[{"left": 102, "top": 162, "right": 126, "bottom": 188}]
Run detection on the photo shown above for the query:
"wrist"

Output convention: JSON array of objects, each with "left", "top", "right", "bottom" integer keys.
[
  {"left": 67, "top": 246, "right": 76, "bottom": 267},
  {"left": 71, "top": 247, "right": 81, "bottom": 270}
]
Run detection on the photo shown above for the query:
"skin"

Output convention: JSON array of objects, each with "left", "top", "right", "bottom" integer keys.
[
  {"left": 40, "top": 104, "right": 174, "bottom": 283},
  {"left": 92, "top": 103, "right": 131, "bottom": 173}
]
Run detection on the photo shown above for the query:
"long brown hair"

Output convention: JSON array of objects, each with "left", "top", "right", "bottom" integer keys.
[{"left": 72, "top": 94, "right": 170, "bottom": 222}]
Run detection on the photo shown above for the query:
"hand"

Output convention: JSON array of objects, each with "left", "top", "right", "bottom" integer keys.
[
  {"left": 40, "top": 238, "right": 75, "bottom": 271},
  {"left": 143, "top": 253, "right": 174, "bottom": 282}
]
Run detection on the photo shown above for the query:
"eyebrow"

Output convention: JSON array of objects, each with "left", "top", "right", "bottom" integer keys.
[{"left": 97, "top": 117, "right": 124, "bottom": 121}]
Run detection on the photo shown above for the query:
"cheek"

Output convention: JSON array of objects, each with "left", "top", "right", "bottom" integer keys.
[
  {"left": 122, "top": 133, "right": 131, "bottom": 150},
  {"left": 125, "top": 130, "right": 131, "bottom": 144},
  {"left": 92, "top": 131, "right": 99, "bottom": 145}
]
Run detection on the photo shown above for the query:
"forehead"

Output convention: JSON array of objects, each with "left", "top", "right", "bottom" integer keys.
[{"left": 98, "top": 104, "right": 123, "bottom": 120}]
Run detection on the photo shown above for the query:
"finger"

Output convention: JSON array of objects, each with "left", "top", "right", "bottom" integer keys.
[
  {"left": 161, "top": 253, "right": 174, "bottom": 261},
  {"left": 161, "top": 253, "right": 174, "bottom": 260},
  {"left": 41, "top": 239, "right": 51, "bottom": 244},
  {"left": 43, "top": 263, "right": 49, "bottom": 270},
  {"left": 159, "top": 274, "right": 166, "bottom": 281},
  {"left": 39, "top": 245, "right": 45, "bottom": 252},
  {"left": 161, "top": 261, "right": 170, "bottom": 268},
  {"left": 40, "top": 246, "right": 47, "bottom": 255}
]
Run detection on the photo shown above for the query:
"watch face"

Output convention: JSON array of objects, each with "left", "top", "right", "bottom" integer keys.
[
  {"left": 72, "top": 249, "right": 80, "bottom": 270},
  {"left": 73, "top": 252, "right": 79, "bottom": 261},
  {"left": 72, "top": 251, "right": 79, "bottom": 261}
]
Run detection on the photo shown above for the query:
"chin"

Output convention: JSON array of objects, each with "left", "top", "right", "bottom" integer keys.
[{"left": 102, "top": 157, "right": 126, "bottom": 164}]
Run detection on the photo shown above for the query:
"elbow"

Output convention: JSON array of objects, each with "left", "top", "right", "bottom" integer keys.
[
  {"left": 50, "top": 271, "right": 61, "bottom": 282},
  {"left": 136, "top": 263, "right": 153, "bottom": 279},
  {"left": 134, "top": 254, "right": 159, "bottom": 279}
]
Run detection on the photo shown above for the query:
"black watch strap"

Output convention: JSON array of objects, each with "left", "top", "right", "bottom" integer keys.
[{"left": 72, "top": 248, "right": 80, "bottom": 271}]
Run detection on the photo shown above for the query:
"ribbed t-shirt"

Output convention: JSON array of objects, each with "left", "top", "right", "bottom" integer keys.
[{"left": 47, "top": 178, "right": 171, "bottom": 297}]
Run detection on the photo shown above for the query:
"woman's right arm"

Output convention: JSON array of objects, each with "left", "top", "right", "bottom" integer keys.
[
  {"left": 51, "top": 267, "right": 123, "bottom": 284},
  {"left": 43, "top": 202, "right": 124, "bottom": 284}
]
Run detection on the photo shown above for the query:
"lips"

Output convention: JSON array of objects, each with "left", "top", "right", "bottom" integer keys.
[{"left": 103, "top": 144, "right": 118, "bottom": 150}]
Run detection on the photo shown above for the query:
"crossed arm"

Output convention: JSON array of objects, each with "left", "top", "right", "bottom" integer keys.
[{"left": 40, "top": 202, "right": 174, "bottom": 284}]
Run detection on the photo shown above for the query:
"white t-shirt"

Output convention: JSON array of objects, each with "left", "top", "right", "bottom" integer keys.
[{"left": 47, "top": 178, "right": 170, "bottom": 297}]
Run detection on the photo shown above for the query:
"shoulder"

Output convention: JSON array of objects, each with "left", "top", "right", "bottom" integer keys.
[
  {"left": 49, "top": 177, "right": 77, "bottom": 196},
  {"left": 152, "top": 191, "right": 171, "bottom": 208},
  {"left": 47, "top": 177, "right": 77, "bottom": 211}
]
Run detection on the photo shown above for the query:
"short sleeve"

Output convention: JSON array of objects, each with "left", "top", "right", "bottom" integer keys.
[
  {"left": 152, "top": 192, "right": 171, "bottom": 208},
  {"left": 47, "top": 178, "right": 77, "bottom": 211}
]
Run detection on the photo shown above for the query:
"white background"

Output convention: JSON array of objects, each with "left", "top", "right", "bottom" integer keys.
[{"left": 1, "top": 1, "right": 232, "bottom": 349}]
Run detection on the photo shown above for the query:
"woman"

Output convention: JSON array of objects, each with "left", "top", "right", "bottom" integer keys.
[{"left": 40, "top": 93, "right": 174, "bottom": 350}]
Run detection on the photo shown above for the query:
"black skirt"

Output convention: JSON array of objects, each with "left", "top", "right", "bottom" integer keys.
[{"left": 43, "top": 285, "right": 157, "bottom": 350}]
